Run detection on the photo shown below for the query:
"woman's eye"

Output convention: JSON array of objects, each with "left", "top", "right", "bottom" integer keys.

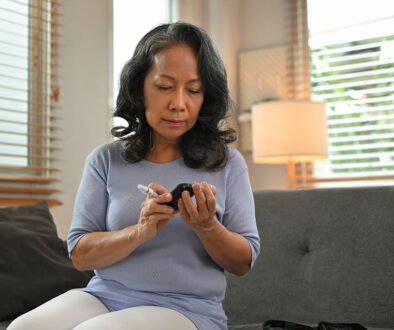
[
  {"left": 188, "top": 89, "right": 200, "bottom": 94},
  {"left": 158, "top": 86, "right": 171, "bottom": 91}
]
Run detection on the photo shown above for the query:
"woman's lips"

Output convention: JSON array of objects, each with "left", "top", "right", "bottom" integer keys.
[{"left": 164, "top": 119, "right": 185, "bottom": 127}]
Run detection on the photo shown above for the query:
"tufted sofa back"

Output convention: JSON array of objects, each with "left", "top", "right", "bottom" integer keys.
[{"left": 224, "top": 186, "right": 394, "bottom": 329}]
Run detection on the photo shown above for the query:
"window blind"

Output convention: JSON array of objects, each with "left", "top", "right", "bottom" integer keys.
[
  {"left": 295, "top": 13, "right": 394, "bottom": 188},
  {"left": 0, "top": 0, "right": 62, "bottom": 206}
]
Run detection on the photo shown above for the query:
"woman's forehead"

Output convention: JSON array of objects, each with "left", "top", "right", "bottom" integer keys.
[{"left": 149, "top": 44, "right": 200, "bottom": 80}]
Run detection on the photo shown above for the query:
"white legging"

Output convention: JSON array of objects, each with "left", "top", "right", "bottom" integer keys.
[{"left": 7, "top": 290, "right": 197, "bottom": 330}]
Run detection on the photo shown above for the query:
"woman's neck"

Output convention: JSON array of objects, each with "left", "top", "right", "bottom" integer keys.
[{"left": 144, "top": 144, "right": 182, "bottom": 164}]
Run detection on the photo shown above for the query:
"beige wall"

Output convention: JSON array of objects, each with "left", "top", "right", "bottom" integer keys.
[{"left": 51, "top": 0, "right": 113, "bottom": 239}]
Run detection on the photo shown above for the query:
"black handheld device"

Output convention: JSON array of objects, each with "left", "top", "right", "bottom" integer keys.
[{"left": 164, "top": 183, "right": 194, "bottom": 210}]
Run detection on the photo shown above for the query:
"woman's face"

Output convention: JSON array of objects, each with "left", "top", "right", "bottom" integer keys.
[{"left": 143, "top": 44, "right": 204, "bottom": 146}]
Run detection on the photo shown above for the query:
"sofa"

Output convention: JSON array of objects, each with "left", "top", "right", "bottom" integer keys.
[
  {"left": 0, "top": 202, "right": 93, "bottom": 330},
  {"left": 1, "top": 186, "right": 393, "bottom": 329},
  {"left": 224, "top": 185, "right": 394, "bottom": 330}
]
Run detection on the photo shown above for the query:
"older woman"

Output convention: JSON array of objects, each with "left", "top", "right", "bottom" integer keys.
[{"left": 9, "top": 22, "right": 260, "bottom": 330}]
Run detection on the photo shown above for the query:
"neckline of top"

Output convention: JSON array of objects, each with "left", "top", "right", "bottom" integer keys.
[{"left": 140, "top": 157, "right": 184, "bottom": 166}]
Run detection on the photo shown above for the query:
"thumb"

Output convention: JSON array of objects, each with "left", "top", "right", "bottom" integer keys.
[
  {"left": 148, "top": 182, "right": 172, "bottom": 203},
  {"left": 148, "top": 182, "right": 168, "bottom": 195}
]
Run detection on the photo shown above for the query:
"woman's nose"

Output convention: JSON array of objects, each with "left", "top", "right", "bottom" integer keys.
[{"left": 170, "top": 88, "right": 186, "bottom": 111}]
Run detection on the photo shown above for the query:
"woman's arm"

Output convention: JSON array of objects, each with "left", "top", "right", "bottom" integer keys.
[
  {"left": 193, "top": 219, "right": 252, "bottom": 276},
  {"left": 71, "top": 225, "right": 142, "bottom": 271},
  {"left": 71, "top": 183, "right": 176, "bottom": 271},
  {"left": 178, "top": 182, "right": 252, "bottom": 276}
]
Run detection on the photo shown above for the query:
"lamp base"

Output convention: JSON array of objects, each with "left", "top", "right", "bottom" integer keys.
[{"left": 287, "top": 160, "right": 295, "bottom": 189}]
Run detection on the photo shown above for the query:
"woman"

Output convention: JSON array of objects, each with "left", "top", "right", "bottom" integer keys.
[{"left": 9, "top": 22, "right": 260, "bottom": 330}]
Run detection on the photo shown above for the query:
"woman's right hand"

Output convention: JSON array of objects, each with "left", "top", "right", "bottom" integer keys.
[
  {"left": 71, "top": 183, "right": 175, "bottom": 271},
  {"left": 137, "top": 182, "right": 176, "bottom": 241}
]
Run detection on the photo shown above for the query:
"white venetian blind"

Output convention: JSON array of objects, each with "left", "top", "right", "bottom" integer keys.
[
  {"left": 0, "top": 0, "right": 62, "bottom": 206},
  {"left": 296, "top": 1, "right": 394, "bottom": 188}
]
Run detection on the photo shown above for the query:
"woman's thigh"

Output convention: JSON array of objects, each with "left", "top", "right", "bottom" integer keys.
[
  {"left": 73, "top": 305, "right": 197, "bottom": 330},
  {"left": 8, "top": 290, "right": 110, "bottom": 330}
]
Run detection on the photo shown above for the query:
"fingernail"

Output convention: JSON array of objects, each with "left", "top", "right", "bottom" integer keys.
[{"left": 165, "top": 193, "right": 170, "bottom": 198}]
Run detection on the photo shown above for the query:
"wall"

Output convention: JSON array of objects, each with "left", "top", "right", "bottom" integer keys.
[{"left": 51, "top": 0, "right": 113, "bottom": 239}]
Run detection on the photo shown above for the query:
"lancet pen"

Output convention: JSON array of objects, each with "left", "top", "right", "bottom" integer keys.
[{"left": 137, "top": 184, "right": 158, "bottom": 197}]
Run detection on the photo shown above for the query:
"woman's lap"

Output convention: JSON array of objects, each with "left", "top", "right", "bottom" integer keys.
[
  {"left": 7, "top": 290, "right": 197, "bottom": 330},
  {"left": 74, "top": 305, "right": 197, "bottom": 330},
  {"left": 7, "top": 290, "right": 109, "bottom": 330}
]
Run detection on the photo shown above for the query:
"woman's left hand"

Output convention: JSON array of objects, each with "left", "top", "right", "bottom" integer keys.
[
  {"left": 178, "top": 181, "right": 218, "bottom": 231},
  {"left": 178, "top": 181, "right": 252, "bottom": 276}
]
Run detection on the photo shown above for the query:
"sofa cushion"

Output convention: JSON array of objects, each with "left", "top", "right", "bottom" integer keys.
[
  {"left": 224, "top": 186, "right": 394, "bottom": 329},
  {"left": 0, "top": 202, "right": 93, "bottom": 321}
]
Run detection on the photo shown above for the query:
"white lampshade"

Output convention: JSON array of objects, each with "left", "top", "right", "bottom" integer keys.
[{"left": 251, "top": 100, "right": 328, "bottom": 164}]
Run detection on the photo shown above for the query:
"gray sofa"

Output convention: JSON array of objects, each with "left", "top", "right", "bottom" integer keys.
[
  {"left": 224, "top": 185, "right": 394, "bottom": 330},
  {"left": 1, "top": 186, "right": 393, "bottom": 329}
]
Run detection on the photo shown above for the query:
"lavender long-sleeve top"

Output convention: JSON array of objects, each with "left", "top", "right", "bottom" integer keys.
[{"left": 67, "top": 141, "right": 260, "bottom": 330}]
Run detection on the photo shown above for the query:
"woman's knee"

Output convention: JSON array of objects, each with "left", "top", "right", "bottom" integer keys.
[
  {"left": 7, "top": 309, "right": 44, "bottom": 330},
  {"left": 73, "top": 306, "right": 197, "bottom": 330},
  {"left": 8, "top": 290, "right": 109, "bottom": 330}
]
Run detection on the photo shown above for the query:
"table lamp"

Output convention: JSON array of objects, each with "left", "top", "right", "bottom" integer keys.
[{"left": 251, "top": 100, "right": 328, "bottom": 189}]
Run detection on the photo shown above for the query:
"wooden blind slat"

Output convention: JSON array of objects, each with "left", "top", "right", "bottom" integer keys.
[
  {"left": 0, "top": 17, "right": 63, "bottom": 38},
  {"left": 0, "top": 108, "right": 61, "bottom": 119},
  {"left": 0, "top": 5, "right": 63, "bottom": 26},
  {"left": 0, "top": 130, "right": 60, "bottom": 141},
  {"left": 0, "top": 32, "right": 63, "bottom": 48},
  {"left": 0, "top": 119, "right": 60, "bottom": 131},
  {"left": 0, "top": 153, "right": 59, "bottom": 162},
  {"left": 316, "top": 86, "right": 394, "bottom": 100},
  {"left": 0, "top": 198, "right": 62, "bottom": 207},
  {"left": 313, "top": 77, "right": 394, "bottom": 93},
  {"left": 0, "top": 176, "right": 59, "bottom": 183},
  {"left": 312, "top": 68, "right": 394, "bottom": 84},
  {"left": 0, "top": 165, "right": 60, "bottom": 172},
  {"left": 0, "top": 73, "right": 61, "bottom": 87},
  {"left": 311, "top": 36, "right": 394, "bottom": 56},
  {"left": 0, "top": 63, "right": 60, "bottom": 78},
  {"left": 7, "top": 0, "right": 64, "bottom": 13},
  {"left": 0, "top": 187, "right": 60, "bottom": 194},
  {"left": 0, "top": 141, "right": 60, "bottom": 151},
  {"left": 296, "top": 174, "right": 394, "bottom": 183},
  {"left": 329, "top": 132, "right": 394, "bottom": 143}
]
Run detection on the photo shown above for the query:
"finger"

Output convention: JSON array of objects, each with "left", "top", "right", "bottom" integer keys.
[
  {"left": 193, "top": 182, "right": 207, "bottom": 211},
  {"left": 153, "top": 192, "right": 173, "bottom": 205},
  {"left": 202, "top": 182, "right": 216, "bottom": 215},
  {"left": 148, "top": 182, "right": 168, "bottom": 195},
  {"left": 210, "top": 184, "right": 217, "bottom": 197},
  {"left": 177, "top": 198, "right": 190, "bottom": 223},
  {"left": 142, "top": 198, "right": 174, "bottom": 215},
  {"left": 181, "top": 190, "right": 198, "bottom": 218},
  {"left": 145, "top": 183, "right": 172, "bottom": 204},
  {"left": 145, "top": 212, "right": 174, "bottom": 224},
  {"left": 194, "top": 182, "right": 210, "bottom": 218},
  {"left": 154, "top": 202, "right": 176, "bottom": 214}
]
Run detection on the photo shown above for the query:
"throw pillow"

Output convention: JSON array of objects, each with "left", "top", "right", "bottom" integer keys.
[{"left": 0, "top": 202, "right": 93, "bottom": 321}]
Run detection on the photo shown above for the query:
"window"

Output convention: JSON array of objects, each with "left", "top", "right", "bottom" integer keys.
[
  {"left": 301, "top": 0, "right": 394, "bottom": 187},
  {"left": 0, "top": 0, "right": 61, "bottom": 206}
]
